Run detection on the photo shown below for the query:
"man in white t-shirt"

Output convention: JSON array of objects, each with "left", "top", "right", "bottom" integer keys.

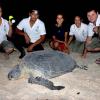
[
  {"left": 68, "top": 16, "right": 88, "bottom": 54},
  {"left": 83, "top": 9, "right": 100, "bottom": 58},
  {"left": 0, "top": 6, "right": 14, "bottom": 55},
  {"left": 14, "top": 9, "right": 46, "bottom": 58}
]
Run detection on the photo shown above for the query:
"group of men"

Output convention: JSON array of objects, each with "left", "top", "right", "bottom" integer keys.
[
  {"left": 68, "top": 10, "right": 100, "bottom": 59},
  {"left": 0, "top": 6, "right": 46, "bottom": 59},
  {"left": 0, "top": 5, "right": 100, "bottom": 64},
  {"left": 49, "top": 9, "right": 100, "bottom": 64}
]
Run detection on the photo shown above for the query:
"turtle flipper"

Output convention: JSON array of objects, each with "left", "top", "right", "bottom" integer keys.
[
  {"left": 77, "top": 65, "right": 88, "bottom": 70},
  {"left": 28, "top": 76, "right": 65, "bottom": 90},
  {"left": 8, "top": 65, "right": 21, "bottom": 80}
]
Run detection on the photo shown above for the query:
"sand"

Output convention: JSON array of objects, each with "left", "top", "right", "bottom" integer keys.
[{"left": 0, "top": 41, "right": 100, "bottom": 100}]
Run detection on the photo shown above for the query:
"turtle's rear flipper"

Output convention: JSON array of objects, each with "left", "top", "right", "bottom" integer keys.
[
  {"left": 53, "top": 86, "right": 65, "bottom": 90},
  {"left": 28, "top": 76, "right": 65, "bottom": 90},
  {"left": 77, "top": 65, "right": 88, "bottom": 70}
]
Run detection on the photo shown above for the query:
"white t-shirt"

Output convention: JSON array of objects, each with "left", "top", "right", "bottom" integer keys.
[
  {"left": 17, "top": 17, "right": 46, "bottom": 43},
  {"left": 0, "top": 17, "right": 9, "bottom": 43},
  {"left": 88, "top": 14, "right": 100, "bottom": 37},
  {"left": 69, "top": 23, "right": 88, "bottom": 42}
]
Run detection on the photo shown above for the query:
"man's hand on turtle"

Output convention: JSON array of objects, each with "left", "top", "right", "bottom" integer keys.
[{"left": 27, "top": 45, "right": 34, "bottom": 52}]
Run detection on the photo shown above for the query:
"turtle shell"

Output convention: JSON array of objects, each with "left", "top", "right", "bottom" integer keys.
[{"left": 20, "top": 50, "right": 77, "bottom": 78}]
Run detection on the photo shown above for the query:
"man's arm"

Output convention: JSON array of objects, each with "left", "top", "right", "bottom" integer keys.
[
  {"left": 68, "top": 36, "right": 73, "bottom": 45},
  {"left": 16, "top": 28, "right": 30, "bottom": 44},
  {"left": 31, "top": 35, "right": 45, "bottom": 46},
  {"left": 86, "top": 36, "right": 92, "bottom": 45},
  {"left": 16, "top": 28, "right": 25, "bottom": 36},
  {"left": 82, "top": 36, "right": 92, "bottom": 58},
  {"left": 7, "top": 21, "right": 13, "bottom": 37},
  {"left": 68, "top": 25, "right": 74, "bottom": 45},
  {"left": 64, "top": 32, "right": 68, "bottom": 43},
  {"left": 82, "top": 24, "right": 94, "bottom": 58}
]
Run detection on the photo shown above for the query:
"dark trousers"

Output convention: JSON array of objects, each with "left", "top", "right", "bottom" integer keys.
[{"left": 13, "top": 34, "right": 44, "bottom": 54}]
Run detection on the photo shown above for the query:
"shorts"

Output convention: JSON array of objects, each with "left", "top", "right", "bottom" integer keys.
[
  {"left": 70, "top": 40, "right": 85, "bottom": 53},
  {"left": 86, "top": 37, "right": 100, "bottom": 49},
  {"left": 58, "top": 42, "right": 66, "bottom": 51}
]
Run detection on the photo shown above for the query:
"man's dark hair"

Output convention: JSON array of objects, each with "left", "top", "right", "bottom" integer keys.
[
  {"left": 29, "top": 9, "right": 39, "bottom": 15},
  {"left": 87, "top": 8, "right": 98, "bottom": 13},
  {"left": 74, "top": 15, "right": 83, "bottom": 20},
  {"left": 56, "top": 12, "right": 65, "bottom": 19}
]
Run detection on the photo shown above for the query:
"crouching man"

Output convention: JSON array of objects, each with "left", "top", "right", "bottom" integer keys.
[
  {"left": 14, "top": 9, "right": 46, "bottom": 58},
  {"left": 83, "top": 9, "right": 100, "bottom": 58},
  {"left": 0, "top": 6, "right": 14, "bottom": 56}
]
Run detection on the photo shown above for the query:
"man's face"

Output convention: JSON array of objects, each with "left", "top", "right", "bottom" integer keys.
[
  {"left": 0, "top": 8, "right": 2, "bottom": 18},
  {"left": 56, "top": 15, "right": 64, "bottom": 25},
  {"left": 74, "top": 16, "right": 81, "bottom": 27},
  {"left": 87, "top": 10, "right": 98, "bottom": 23},
  {"left": 30, "top": 11, "right": 38, "bottom": 22}
]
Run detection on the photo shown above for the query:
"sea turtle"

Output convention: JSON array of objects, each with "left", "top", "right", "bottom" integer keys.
[{"left": 8, "top": 50, "right": 87, "bottom": 90}]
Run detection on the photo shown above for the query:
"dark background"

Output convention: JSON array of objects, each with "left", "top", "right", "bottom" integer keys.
[{"left": 0, "top": 0, "right": 100, "bottom": 38}]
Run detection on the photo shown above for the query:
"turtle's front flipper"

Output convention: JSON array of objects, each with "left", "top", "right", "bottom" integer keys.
[
  {"left": 28, "top": 76, "right": 65, "bottom": 90},
  {"left": 77, "top": 65, "right": 88, "bottom": 70},
  {"left": 8, "top": 65, "right": 21, "bottom": 80}
]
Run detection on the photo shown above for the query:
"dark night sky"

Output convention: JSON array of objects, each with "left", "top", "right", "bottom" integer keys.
[{"left": 0, "top": 0, "right": 100, "bottom": 37}]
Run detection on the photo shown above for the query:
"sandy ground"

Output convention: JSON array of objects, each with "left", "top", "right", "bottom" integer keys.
[{"left": 0, "top": 41, "right": 100, "bottom": 100}]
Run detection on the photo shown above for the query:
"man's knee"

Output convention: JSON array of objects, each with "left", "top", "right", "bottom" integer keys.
[{"left": 86, "top": 47, "right": 93, "bottom": 51}]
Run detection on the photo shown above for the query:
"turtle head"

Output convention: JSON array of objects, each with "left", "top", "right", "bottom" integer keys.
[{"left": 8, "top": 65, "right": 21, "bottom": 80}]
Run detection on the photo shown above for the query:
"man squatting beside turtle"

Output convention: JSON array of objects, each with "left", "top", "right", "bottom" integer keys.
[
  {"left": 83, "top": 9, "right": 100, "bottom": 64},
  {"left": 14, "top": 9, "right": 46, "bottom": 58},
  {"left": 0, "top": 5, "right": 14, "bottom": 56},
  {"left": 68, "top": 16, "right": 88, "bottom": 54}
]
